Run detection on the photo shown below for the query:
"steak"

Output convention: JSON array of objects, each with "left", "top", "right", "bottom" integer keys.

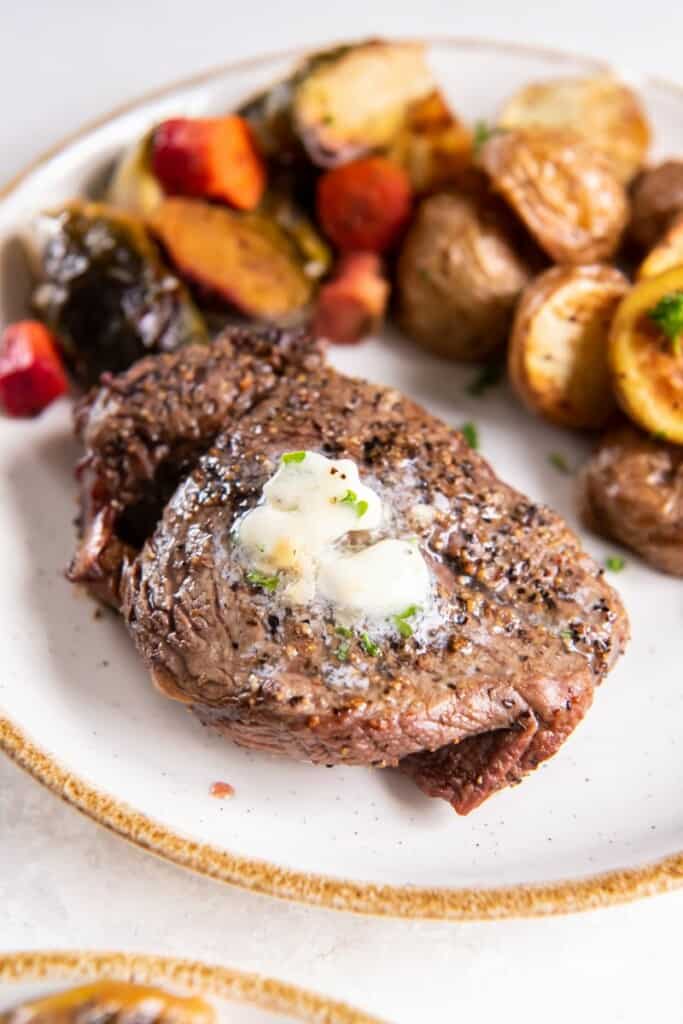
[{"left": 72, "top": 328, "right": 629, "bottom": 813}]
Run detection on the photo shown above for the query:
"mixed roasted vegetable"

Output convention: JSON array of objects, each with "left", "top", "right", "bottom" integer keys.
[{"left": 2, "top": 38, "right": 683, "bottom": 571}]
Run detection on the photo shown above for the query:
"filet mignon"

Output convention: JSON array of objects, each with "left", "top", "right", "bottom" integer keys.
[{"left": 70, "top": 328, "right": 629, "bottom": 814}]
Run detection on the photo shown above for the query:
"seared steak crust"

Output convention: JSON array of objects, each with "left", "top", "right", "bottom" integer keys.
[
  {"left": 113, "top": 354, "right": 629, "bottom": 812},
  {"left": 68, "top": 327, "right": 322, "bottom": 606}
]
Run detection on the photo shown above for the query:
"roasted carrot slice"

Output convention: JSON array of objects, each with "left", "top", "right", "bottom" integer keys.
[
  {"left": 0, "top": 320, "right": 67, "bottom": 417},
  {"left": 313, "top": 252, "right": 389, "bottom": 343},
  {"left": 152, "top": 115, "right": 266, "bottom": 210},
  {"left": 316, "top": 157, "right": 412, "bottom": 253}
]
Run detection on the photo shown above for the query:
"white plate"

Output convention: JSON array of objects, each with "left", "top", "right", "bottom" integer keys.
[
  {"left": 0, "top": 951, "right": 380, "bottom": 1023},
  {"left": 1, "top": 39, "right": 682, "bottom": 919}
]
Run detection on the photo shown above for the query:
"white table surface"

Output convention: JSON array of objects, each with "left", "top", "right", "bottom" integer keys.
[{"left": 1, "top": 2, "right": 682, "bottom": 1021}]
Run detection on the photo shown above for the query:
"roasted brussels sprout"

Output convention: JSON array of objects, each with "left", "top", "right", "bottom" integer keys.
[
  {"left": 32, "top": 201, "right": 208, "bottom": 386},
  {"left": 479, "top": 128, "right": 629, "bottom": 264},
  {"left": 499, "top": 75, "right": 650, "bottom": 183},
  {"left": 581, "top": 424, "right": 683, "bottom": 576},
  {"left": 0, "top": 981, "right": 215, "bottom": 1024},
  {"left": 509, "top": 264, "right": 628, "bottom": 429},
  {"left": 106, "top": 131, "right": 164, "bottom": 217},
  {"left": 397, "top": 191, "right": 534, "bottom": 361},
  {"left": 259, "top": 179, "right": 332, "bottom": 279},
  {"left": 292, "top": 40, "right": 435, "bottom": 167},
  {"left": 151, "top": 197, "right": 313, "bottom": 319},
  {"left": 629, "top": 160, "right": 683, "bottom": 250}
]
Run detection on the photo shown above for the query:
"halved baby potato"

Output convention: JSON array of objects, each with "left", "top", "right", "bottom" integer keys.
[
  {"left": 609, "top": 266, "right": 683, "bottom": 443},
  {"left": 292, "top": 40, "right": 435, "bottom": 167},
  {"left": 0, "top": 981, "right": 215, "bottom": 1024},
  {"left": 629, "top": 160, "right": 683, "bottom": 250},
  {"left": 637, "top": 213, "right": 683, "bottom": 279},
  {"left": 509, "top": 264, "right": 629, "bottom": 429},
  {"left": 479, "top": 129, "right": 629, "bottom": 264},
  {"left": 499, "top": 75, "right": 650, "bottom": 183},
  {"left": 387, "top": 89, "right": 473, "bottom": 193}
]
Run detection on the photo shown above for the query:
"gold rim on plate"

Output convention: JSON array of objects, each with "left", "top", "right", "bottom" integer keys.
[
  {"left": 1, "top": 37, "right": 682, "bottom": 921},
  {"left": 0, "top": 950, "right": 384, "bottom": 1024}
]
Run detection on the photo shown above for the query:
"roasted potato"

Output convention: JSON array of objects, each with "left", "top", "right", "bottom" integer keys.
[
  {"left": 292, "top": 40, "right": 434, "bottom": 167},
  {"left": 151, "top": 197, "right": 313, "bottom": 319},
  {"left": 630, "top": 160, "right": 683, "bottom": 249},
  {"left": 0, "top": 981, "right": 215, "bottom": 1024},
  {"left": 609, "top": 266, "right": 683, "bottom": 443},
  {"left": 31, "top": 201, "right": 207, "bottom": 386},
  {"left": 479, "top": 128, "right": 629, "bottom": 264},
  {"left": 397, "top": 191, "right": 534, "bottom": 361},
  {"left": 499, "top": 75, "right": 650, "bottom": 183},
  {"left": 581, "top": 424, "right": 683, "bottom": 575},
  {"left": 387, "top": 89, "right": 473, "bottom": 193},
  {"left": 637, "top": 212, "right": 683, "bottom": 279},
  {"left": 107, "top": 132, "right": 164, "bottom": 217},
  {"left": 509, "top": 264, "right": 628, "bottom": 429}
]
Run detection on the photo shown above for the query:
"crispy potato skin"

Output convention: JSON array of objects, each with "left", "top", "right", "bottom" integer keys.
[
  {"left": 630, "top": 160, "right": 683, "bottom": 249},
  {"left": 397, "top": 191, "right": 534, "bottom": 361},
  {"left": 637, "top": 212, "right": 683, "bottom": 279},
  {"left": 293, "top": 41, "right": 434, "bottom": 167},
  {"left": 581, "top": 424, "right": 683, "bottom": 575},
  {"left": 499, "top": 75, "right": 650, "bottom": 184},
  {"left": 480, "top": 128, "right": 629, "bottom": 264},
  {"left": 608, "top": 266, "right": 683, "bottom": 443},
  {"left": 151, "top": 198, "right": 312, "bottom": 319},
  {"left": 509, "top": 264, "right": 629, "bottom": 429}
]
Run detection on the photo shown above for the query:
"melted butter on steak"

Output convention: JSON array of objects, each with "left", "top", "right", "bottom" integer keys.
[{"left": 237, "top": 449, "right": 431, "bottom": 616}]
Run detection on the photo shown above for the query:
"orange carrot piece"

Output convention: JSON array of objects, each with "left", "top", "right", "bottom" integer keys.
[
  {"left": 0, "top": 320, "right": 67, "bottom": 417},
  {"left": 313, "top": 252, "right": 389, "bottom": 344},
  {"left": 316, "top": 157, "right": 412, "bottom": 253},
  {"left": 152, "top": 115, "right": 266, "bottom": 211}
]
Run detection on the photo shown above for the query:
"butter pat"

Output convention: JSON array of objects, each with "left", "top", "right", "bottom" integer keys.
[{"left": 238, "top": 450, "right": 430, "bottom": 619}]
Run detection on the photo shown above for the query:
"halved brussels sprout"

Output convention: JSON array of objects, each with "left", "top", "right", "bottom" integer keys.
[{"left": 31, "top": 201, "right": 208, "bottom": 386}]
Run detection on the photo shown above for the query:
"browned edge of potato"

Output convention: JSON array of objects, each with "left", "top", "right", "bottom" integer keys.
[
  {"left": 509, "top": 264, "right": 629, "bottom": 429},
  {"left": 580, "top": 424, "right": 683, "bottom": 576},
  {"left": 637, "top": 212, "right": 683, "bottom": 279},
  {"left": 479, "top": 128, "right": 629, "bottom": 264},
  {"left": 387, "top": 89, "right": 473, "bottom": 193},
  {"left": 397, "top": 189, "right": 534, "bottom": 361},
  {"left": 499, "top": 75, "right": 650, "bottom": 184},
  {"left": 629, "top": 160, "right": 683, "bottom": 250},
  {"left": 609, "top": 265, "right": 683, "bottom": 443}
]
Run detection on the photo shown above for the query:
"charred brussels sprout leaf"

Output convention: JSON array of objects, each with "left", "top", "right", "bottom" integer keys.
[{"left": 32, "top": 201, "right": 208, "bottom": 386}]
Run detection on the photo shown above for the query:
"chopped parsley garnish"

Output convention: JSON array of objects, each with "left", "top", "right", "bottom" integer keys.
[
  {"left": 548, "top": 452, "right": 570, "bottom": 474},
  {"left": 466, "top": 362, "right": 504, "bottom": 397},
  {"left": 245, "top": 569, "right": 279, "bottom": 592},
  {"left": 337, "top": 489, "right": 369, "bottom": 518},
  {"left": 560, "top": 629, "right": 574, "bottom": 641},
  {"left": 460, "top": 421, "right": 479, "bottom": 450},
  {"left": 605, "top": 555, "right": 626, "bottom": 572},
  {"left": 335, "top": 625, "right": 353, "bottom": 638},
  {"left": 392, "top": 604, "right": 421, "bottom": 638},
  {"left": 648, "top": 291, "right": 683, "bottom": 356},
  {"left": 473, "top": 120, "right": 500, "bottom": 154},
  {"left": 282, "top": 450, "right": 306, "bottom": 464},
  {"left": 336, "top": 641, "right": 350, "bottom": 661},
  {"left": 359, "top": 632, "right": 380, "bottom": 657},
  {"left": 652, "top": 429, "right": 669, "bottom": 442}
]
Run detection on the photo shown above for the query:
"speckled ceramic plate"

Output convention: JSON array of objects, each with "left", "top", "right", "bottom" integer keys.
[
  {"left": 0, "top": 951, "right": 381, "bottom": 1023},
  {"left": 1, "top": 39, "right": 682, "bottom": 919}
]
